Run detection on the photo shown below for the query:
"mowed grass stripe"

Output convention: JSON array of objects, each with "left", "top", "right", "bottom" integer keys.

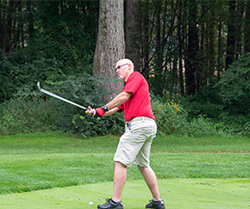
[
  {"left": 0, "top": 132, "right": 249, "bottom": 195},
  {"left": 0, "top": 179, "right": 249, "bottom": 209},
  {"left": 1, "top": 152, "right": 249, "bottom": 194},
  {"left": 1, "top": 132, "right": 249, "bottom": 154}
]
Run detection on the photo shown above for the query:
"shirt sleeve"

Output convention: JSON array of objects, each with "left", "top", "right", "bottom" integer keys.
[
  {"left": 117, "top": 104, "right": 124, "bottom": 113},
  {"left": 123, "top": 72, "right": 142, "bottom": 95}
]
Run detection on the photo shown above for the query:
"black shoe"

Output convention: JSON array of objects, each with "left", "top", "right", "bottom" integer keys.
[
  {"left": 97, "top": 198, "right": 123, "bottom": 209},
  {"left": 145, "top": 199, "right": 165, "bottom": 209}
]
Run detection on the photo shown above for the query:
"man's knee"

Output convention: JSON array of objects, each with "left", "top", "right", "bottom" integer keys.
[
  {"left": 137, "top": 165, "right": 149, "bottom": 171},
  {"left": 114, "top": 161, "right": 127, "bottom": 168}
]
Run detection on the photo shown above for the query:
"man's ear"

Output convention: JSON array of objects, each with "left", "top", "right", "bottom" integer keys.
[{"left": 128, "top": 63, "right": 132, "bottom": 70}]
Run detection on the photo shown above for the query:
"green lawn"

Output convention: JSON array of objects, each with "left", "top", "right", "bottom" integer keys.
[
  {"left": 0, "top": 179, "right": 249, "bottom": 209},
  {"left": 0, "top": 132, "right": 249, "bottom": 208}
]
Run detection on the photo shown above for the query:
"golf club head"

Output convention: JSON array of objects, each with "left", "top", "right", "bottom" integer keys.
[{"left": 37, "top": 82, "right": 41, "bottom": 91}]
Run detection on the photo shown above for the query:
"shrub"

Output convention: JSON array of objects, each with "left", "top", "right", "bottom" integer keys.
[
  {"left": 180, "top": 77, "right": 224, "bottom": 121},
  {"left": 37, "top": 75, "right": 124, "bottom": 137},
  {"left": 215, "top": 53, "right": 250, "bottom": 115},
  {"left": 217, "top": 113, "right": 250, "bottom": 137},
  {"left": 0, "top": 86, "right": 57, "bottom": 135},
  {"left": 151, "top": 95, "right": 188, "bottom": 135},
  {"left": 0, "top": 75, "right": 124, "bottom": 137},
  {"left": 151, "top": 95, "right": 223, "bottom": 137},
  {"left": 184, "top": 115, "right": 219, "bottom": 137}
]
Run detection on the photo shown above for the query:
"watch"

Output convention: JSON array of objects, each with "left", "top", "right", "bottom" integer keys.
[{"left": 102, "top": 105, "right": 109, "bottom": 113}]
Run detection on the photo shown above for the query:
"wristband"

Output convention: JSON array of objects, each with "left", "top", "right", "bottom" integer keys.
[{"left": 96, "top": 107, "right": 105, "bottom": 117}]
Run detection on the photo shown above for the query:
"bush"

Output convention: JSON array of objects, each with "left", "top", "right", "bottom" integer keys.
[
  {"left": 217, "top": 113, "right": 250, "bottom": 137},
  {"left": 184, "top": 115, "right": 220, "bottom": 137},
  {"left": 0, "top": 49, "right": 94, "bottom": 103},
  {"left": 47, "top": 75, "right": 124, "bottom": 137},
  {"left": 215, "top": 53, "right": 250, "bottom": 115},
  {"left": 180, "top": 77, "right": 224, "bottom": 121},
  {"left": 0, "top": 87, "right": 57, "bottom": 135},
  {"left": 0, "top": 75, "right": 124, "bottom": 137},
  {"left": 151, "top": 95, "right": 223, "bottom": 137},
  {"left": 151, "top": 95, "right": 188, "bottom": 135},
  {"left": 0, "top": 51, "right": 70, "bottom": 103}
]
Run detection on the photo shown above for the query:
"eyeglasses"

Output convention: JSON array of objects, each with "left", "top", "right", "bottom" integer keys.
[{"left": 115, "top": 63, "right": 128, "bottom": 71}]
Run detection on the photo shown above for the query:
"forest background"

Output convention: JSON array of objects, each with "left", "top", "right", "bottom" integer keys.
[{"left": 0, "top": 0, "right": 250, "bottom": 138}]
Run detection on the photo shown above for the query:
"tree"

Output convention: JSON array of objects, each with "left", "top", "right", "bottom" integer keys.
[
  {"left": 177, "top": 0, "right": 184, "bottom": 95},
  {"left": 235, "top": 0, "right": 244, "bottom": 59},
  {"left": 185, "top": 0, "right": 199, "bottom": 95},
  {"left": 125, "top": 0, "right": 140, "bottom": 71},
  {"left": 93, "top": 0, "right": 125, "bottom": 103},
  {"left": 244, "top": 0, "right": 250, "bottom": 53},
  {"left": 141, "top": 0, "right": 150, "bottom": 80},
  {"left": 225, "top": 0, "right": 236, "bottom": 70}
]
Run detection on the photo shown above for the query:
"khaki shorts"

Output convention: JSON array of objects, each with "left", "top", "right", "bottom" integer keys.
[{"left": 114, "top": 117, "right": 157, "bottom": 167}]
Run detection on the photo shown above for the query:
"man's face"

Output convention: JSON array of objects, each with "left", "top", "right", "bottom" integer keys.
[{"left": 115, "top": 61, "right": 130, "bottom": 80}]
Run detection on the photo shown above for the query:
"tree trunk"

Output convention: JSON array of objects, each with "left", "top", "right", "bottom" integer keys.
[
  {"left": 235, "top": 0, "right": 244, "bottom": 59},
  {"left": 125, "top": 0, "right": 140, "bottom": 71},
  {"left": 93, "top": 0, "right": 125, "bottom": 103},
  {"left": 154, "top": 0, "right": 163, "bottom": 96},
  {"left": 141, "top": 0, "right": 150, "bottom": 80},
  {"left": 27, "top": 1, "right": 34, "bottom": 38},
  {"left": 185, "top": 0, "right": 198, "bottom": 95},
  {"left": 244, "top": 1, "right": 250, "bottom": 53},
  {"left": 5, "top": 0, "right": 14, "bottom": 53},
  {"left": 0, "top": 0, "right": 4, "bottom": 49},
  {"left": 16, "top": 1, "right": 22, "bottom": 49},
  {"left": 225, "top": 1, "right": 236, "bottom": 70},
  {"left": 199, "top": 3, "right": 206, "bottom": 86},
  {"left": 178, "top": 0, "right": 184, "bottom": 96},
  {"left": 217, "top": 13, "right": 222, "bottom": 80},
  {"left": 208, "top": 1, "right": 215, "bottom": 79}
]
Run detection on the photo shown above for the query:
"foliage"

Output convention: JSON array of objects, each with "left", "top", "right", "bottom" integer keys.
[
  {"left": 151, "top": 94, "right": 187, "bottom": 135},
  {"left": 215, "top": 53, "right": 250, "bottom": 115},
  {"left": 180, "top": 78, "right": 224, "bottom": 121},
  {"left": 0, "top": 1, "right": 98, "bottom": 103},
  {"left": 151, "top": 94, "right": 222, "bottom": 137},
  {"left": 0, "top": 48, "right": 93, "bottom": 103},
  {"left": 49, "top": 75, "right": 124, "bottom": 137},
  {"left": 185, "top": 115, "right": 221, "bottom": 137},
  {"left": 35, "top": 1, "right": 98, "bottom": 70},
  {"left": 218, "top": 113, "right": 250, "bottom": 137},
  {"left": 0, "top": 86, "right": 57, "bottom": 135},
  {"left": 0, "top": 75, "right": 124, "bottom": 137}
]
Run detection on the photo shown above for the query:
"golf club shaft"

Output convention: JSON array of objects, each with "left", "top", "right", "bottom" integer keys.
[{"left": 38, "top": 83, "right": 87, "bottom": 110}]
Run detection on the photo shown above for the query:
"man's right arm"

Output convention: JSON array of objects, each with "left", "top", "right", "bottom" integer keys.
[
  {"left": 85, "top": 106, "right": 121, "bottom": 117},
  {"left": 103, "top": 107, "right": 121, "bottom": 116}
]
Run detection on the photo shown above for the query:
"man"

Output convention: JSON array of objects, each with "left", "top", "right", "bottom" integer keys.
[{"left": 85, "top": 59, "right": 165, "bottom": 209}]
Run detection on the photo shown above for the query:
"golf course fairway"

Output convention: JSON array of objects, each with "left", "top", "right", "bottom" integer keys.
[{"left": 0, "top": 178, "right": 249, "bottom": 209}]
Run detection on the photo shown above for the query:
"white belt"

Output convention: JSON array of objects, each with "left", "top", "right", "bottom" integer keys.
[{"left": 128, "top": 117, "right": 155, "bottom": 123}]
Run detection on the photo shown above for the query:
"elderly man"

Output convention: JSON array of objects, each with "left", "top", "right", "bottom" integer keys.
[{"left": 86, "top": 59, "right": 165, "bottom": 209}]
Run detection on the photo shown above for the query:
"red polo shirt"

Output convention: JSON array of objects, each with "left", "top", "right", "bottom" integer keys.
[{"left": 118, "top": 71, "right": 156, "bottom": 122}]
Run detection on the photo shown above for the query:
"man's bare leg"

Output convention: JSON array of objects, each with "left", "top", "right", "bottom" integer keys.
[
  {"left": 138, "top": 165, "right": 161, "bottom": 201},
  {"left": 112, "top": 161, "right": 127, "bottom": 202}
]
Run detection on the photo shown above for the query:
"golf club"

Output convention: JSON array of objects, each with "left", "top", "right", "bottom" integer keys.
[{"left": 37, "top": 82, "right": 87, "bottom": 110}]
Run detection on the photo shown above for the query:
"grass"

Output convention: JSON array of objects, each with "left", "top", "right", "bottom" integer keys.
[
  {"left": 0, "top": 131, "right": 250, "bottom": 208},
  {"left": 0, "top": 179, "right": 249, "bottom": 209}
]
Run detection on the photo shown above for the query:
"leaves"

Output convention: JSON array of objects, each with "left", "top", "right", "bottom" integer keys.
[{"left": 215, "top": 53, "right": 250, "bottom": 106}]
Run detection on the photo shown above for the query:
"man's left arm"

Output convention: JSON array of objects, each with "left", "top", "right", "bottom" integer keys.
[
  {"left": 85, "top": 91, "right": 132, "bottom": 117},
  {"left": 106, "top": 91, "right": 132, "bottom": 110}
]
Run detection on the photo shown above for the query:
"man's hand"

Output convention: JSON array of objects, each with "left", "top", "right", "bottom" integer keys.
[
  {"left": 85, "top": 106, "right": 107, "bottom": 117},
  {"left": 85, "top": 106, "right": 96, "bottom": 117}
]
